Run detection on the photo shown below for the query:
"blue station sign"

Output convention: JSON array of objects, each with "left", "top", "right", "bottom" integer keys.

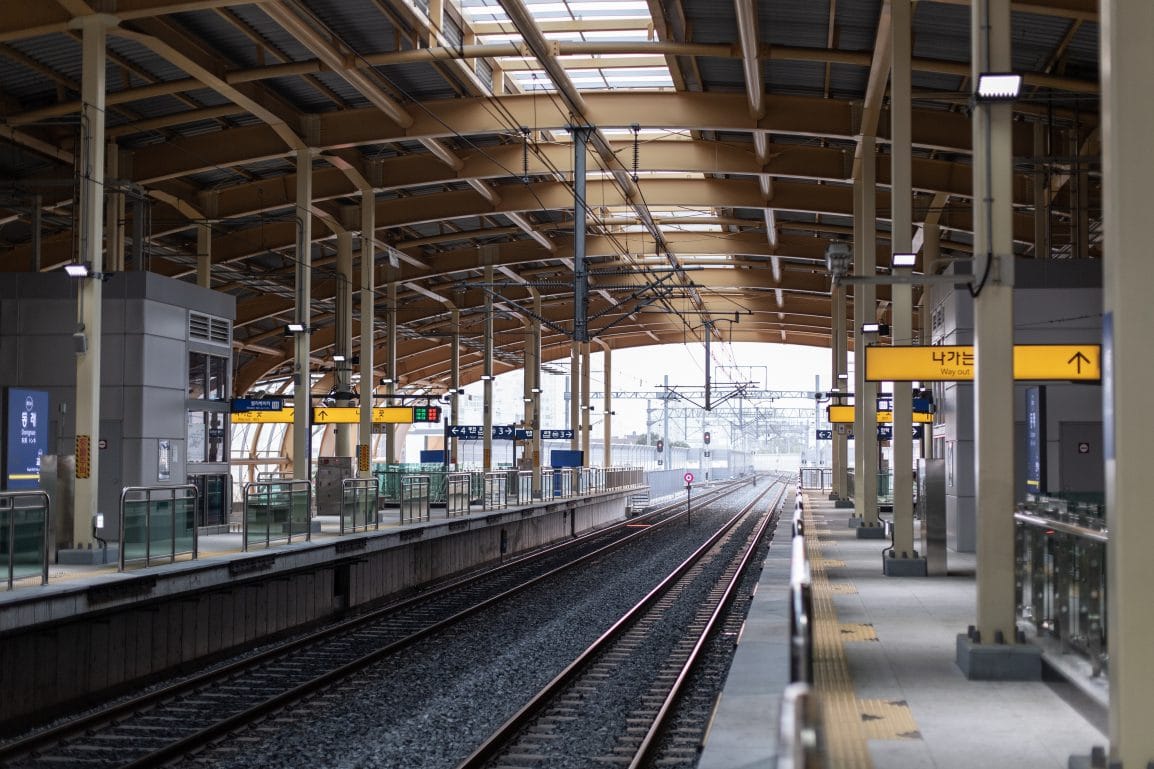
[
  {"left": 231, "top": 397, "right": 284, "bottom": 412},
  {"left": 4, "top": 388, "right": 48, "bottom": 490}
]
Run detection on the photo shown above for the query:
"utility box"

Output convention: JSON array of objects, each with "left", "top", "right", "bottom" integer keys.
[
  {"left": 917, "top": 458, "right": 948, "bottom": 576},
  {"left": 315, "top": 456, "right": 355, "bottom": 514}
]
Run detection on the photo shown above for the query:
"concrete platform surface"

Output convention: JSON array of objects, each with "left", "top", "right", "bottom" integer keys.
[{"left": 698, "top": 491, "right": 1106, "bottom": 769}]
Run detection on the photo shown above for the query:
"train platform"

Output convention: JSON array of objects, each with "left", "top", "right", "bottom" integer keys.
[{"left": 699, "top": 492, "right": 1106, "bottom": 769}]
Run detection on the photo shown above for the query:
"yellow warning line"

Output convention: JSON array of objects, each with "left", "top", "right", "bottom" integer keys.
[{"left": 802, "top": 492, "right": 921, "bottom": 768}]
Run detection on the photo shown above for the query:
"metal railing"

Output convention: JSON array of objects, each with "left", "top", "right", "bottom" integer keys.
[
  {"left": 446, "top": 473, "right": 471, "bottom": 516},
  {"left": 483, "top": 471, "right": 507, "bottom": 511},
  {"left": 509, "top": 470, "right": 533, "bottom": 505},
  {"left": 778, "top": 493, "right": 822, "bottom": 768},
  {"left": 340, "top": 478, "right": 379, "bottom": 534},
  {"left": 798, "top": 466, "right": 833, "bottom": 491},
  {"left": 0, "top": 491, "right": 50, "bottom": 589},
  {"left": 1016, "top": 499, "right": 1107, "bottom": 671},
  {"left": 400, "top": 475, "right": 431, "bottom": 524},
  {"left": 119, "top": 485, "right": 198, "bottom": 570},
  {"left": 242, "top": 480, "right": 312, "bottom": 551}
]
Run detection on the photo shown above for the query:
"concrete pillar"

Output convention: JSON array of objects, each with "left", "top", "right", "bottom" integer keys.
[
  {"left": 1102, "top": 1, "right": 1154, "bottom": 763},
  {"left": 71, "top": 14, "right": 113, "bottom": 548},
  {"left": 292, "top": 148, "right": 314, "bottom": 482},
  {"left": 482, "top": 263, "right": 494, "bottom": 471},
  {"left": 196, "top": 220, "right": 212, "bottom": 289},
  {"left": 358, "top": 195, "right": 375, "bottom": 478},
  {"left": 921, "top": 220, "right": 941, "bottom": 456},
  {"left": 384, "top": 275, "right": 397, "bottom": 463},
  {"left": 852, "top": 136, "right": 880, "bottom": 530},
  {"left": 831, "top": 283, "right": 849, "bottom": 501},
  {"left": 333, "top": 231, "right": 354, "bottom": 458},
  {"left": 888, "top": 0, "right": 918, "bottom": 569},
  {"left": 961, "top": 0, "right": 1021, "bottom": 667}
]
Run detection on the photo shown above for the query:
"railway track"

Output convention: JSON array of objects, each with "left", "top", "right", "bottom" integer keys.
[
  {"left": 457, "top": 478, "right": 789, "bottom": 769},
  {"left": 0, "top": 479, "right": 753, "bottom": 769}
]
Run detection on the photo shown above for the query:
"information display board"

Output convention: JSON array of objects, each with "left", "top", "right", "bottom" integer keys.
[{"left": 4, "top": 388, "right": 48, "bottom": 490}]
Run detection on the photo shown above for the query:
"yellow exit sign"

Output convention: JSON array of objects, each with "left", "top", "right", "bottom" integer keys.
[
  {"left": 827, "top": 405, "right": 933, "bottom": 424},
  {"left": 231, "top": 407, "right": 416, "bottom": 424},
  {"left": 865, "top": 345, "right": 1101, "bottom": 382}
]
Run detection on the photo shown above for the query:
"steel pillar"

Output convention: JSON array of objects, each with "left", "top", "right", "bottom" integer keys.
[
  {"left": 334, "top": 232, "right": 354, "bottom": 458},
  {"left": 483, "top": 263, "right": 494, "bottom": 471},
  {"left": 292, "top": 148, "right": 314, "bottom": 482},
  {"left": 602, "top": 344, "right": 612, "bottom": 468},
  {"left": 385, "top": 275, "right": 397, "bottom": 464},
  {"left": 570, "top": 344, "right": 580, "bottom": 452},
  {"left": 529, "top": 291, "right": 542, "bottom": 494},
  {"left": 572, "top": 126, "right": 590, "bottom": 344},
  {"left": 196, "top": 220, "right": 212, "bottom": 289},
  {"left": 832, "top": 283, "right": 848, "bottom": 499},
  {"left": 450, "top": 307, "right": 461, "bottom": 469},
  {"left": 581, "top": 341, "right": 591, "bottom": 461},
  {"left": 358, "top": 194, "right": 375, "bottom": 478}
]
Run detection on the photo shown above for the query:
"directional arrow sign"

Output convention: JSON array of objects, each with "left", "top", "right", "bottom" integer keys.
[
  {"left": 816, "top": 429, "right": 833, "bottom": 440},
  {"left": 866, "top": 344, "right": 1101, "bottom": 382}
]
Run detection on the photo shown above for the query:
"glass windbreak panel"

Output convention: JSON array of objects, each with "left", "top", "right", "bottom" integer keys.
[
  {"left": 187, "top": 412, "right": 206, "bottom": 463},
  {"left": 123, "top": 498, "right": 150, "bottom": 562},
  {"left": 246, "top": 487, "right": 271, "bottom": 547},
  {"left": 175, "top": 497, "right": 196, "bottom": 555},
  {"left": 291, "top": 485, "right": 309, "bottom": 535},
  {"left": 205, "top": 411, "right": 228, "bottom": 462},
  {"left": 1, "top": 505, "right": 47, "bottom": 581},
  {"left": 149, "top": 498, "right": 174, "bottom": 561}
]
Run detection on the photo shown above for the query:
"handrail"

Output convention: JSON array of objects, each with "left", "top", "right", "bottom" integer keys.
[
  {"left": 779, "top": 490, "right": 821, "bottom": 768},
  {"left": 1013, "top": 510, "right": 1108, "bottom": 543},
  {"left": 446, "top": 472, "right": 471, "bottom": 517},
  {"left": 482, "top": 471, "right": 507, "bottom": 511},
  {"left": 119, "top": 484, "right": 199, "bottom": 570},
  {"left": 400, "top": 475, "right": 431, "bottom": 524},
  {"left": 0, "top": 490, "right": 50, "bottom": 589},
  {"left": 776, "top": 683, "right": 820, "bottom": 769}
]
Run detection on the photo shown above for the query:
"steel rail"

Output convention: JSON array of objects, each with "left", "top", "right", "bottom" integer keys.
[
  {"left": 0, "top": 479, "right": 751, "bottom": 769},
  {"left": 456, "top": 476, "right": 789, "bottom": 769}
]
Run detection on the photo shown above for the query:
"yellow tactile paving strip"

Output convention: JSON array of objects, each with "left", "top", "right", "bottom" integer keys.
[{"left": 803, "top": 493, "right": 921, "bottom": 768}]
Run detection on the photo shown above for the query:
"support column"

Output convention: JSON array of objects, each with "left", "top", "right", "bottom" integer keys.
[
  {"left": 852, "top": 136, "right": 880, "bottom": 534},
  {"left": 662, "top": 374, "right": 670, "bottom": 470},
  {"left": 450, "top": 307, "right": 461, "bottom": 469},
  {"left": 602, "top": 344, "right": 612, "bottom": 468},
  {"left": 886, "top": 0, "right": 922, "bottom": 575},
  {"left": 292, "top": 148, "right": 314, "bottom": 482},
  {"left": 71, "top": 14, "right": 114, "bottom": 549},
  {"left": 196, "top": 220, "right": 212, "bottom": 289},
  {"left": 333, "top": 231, "right": 354, "bottom": 459},
  {"left": 528, "top": 290, "right": 542, "bottom": 495},
  {"left": 581, "top": 341, "right": 591, "bottom": 462},
  {"left": 957, "top": 0, "right": 1033, "bottom": 679},
  {"left": 1102, "top": 2, "right": 1154, "bottom": 764},
  {"left": 130, "top": 194, "right": 146, "bottom": 270},
  {"left": 358, "top": 197, "right": 375, "bottom": 478},
  {"left": 384, "top": 274, "right": 397, "bottom": 464},
  {"left": 482, "top": 263, "right": 494, "bottom": 471},
  {"left": 570, "top": 344, "right": 580, "bottom": 452},
  {"left": 921, "top": 220, "right": 941, "bottom": 456},
  {"left": 831, "top": 283, "right": 850, "bottom": 504}
]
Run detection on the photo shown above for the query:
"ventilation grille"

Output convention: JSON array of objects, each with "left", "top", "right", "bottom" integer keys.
[{"left": 189, "top": 312, "right": 231, "bottom": 346}]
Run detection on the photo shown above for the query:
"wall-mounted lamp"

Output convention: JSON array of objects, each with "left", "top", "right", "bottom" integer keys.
[
  {"left": 379, "top": 377, "right": 394, "bottom": 385},
  {"left": 861, "top": 322, "right": 890, "bottom": 335},
  {"left": 837, "top": 373, "right": 849, "bottom": 380},
  {"left": 891, "top": 252, "right": 917, "bottom": 269},
  {"left": 975, "top": 72, "right": 1022, "bottom": 102},
  {"left": 479, "top": 374, "right": 494, "bottom": 381},
  {"left": 530, "top": 387, "right": 543, "bottom": 394},
  {"left": 284, "top": 322, "right": 308, "bottom": 334},
  {"left": 64, "top": 262, "right": 91, "bottom": 278},
  {"left": 523, "top": 397, "right": 532, "bottom": 403},
  {"left": 332, "top": 354, "right": 347, "bottom": 362}
]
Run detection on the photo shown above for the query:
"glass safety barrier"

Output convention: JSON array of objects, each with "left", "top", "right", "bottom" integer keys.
[
  {"left": 446, "top": 473, "right": 471, "bottom": 517},
  {"left": 0, "top": 490, "right": 50, "bottom": 589},
  {"left": 340, "top": 478, "right": 380, "bottom": 534},
  {"left": 400, "top": 475, "right": 431, "bottom": 524},
  {"left": 1015, "top": 499, "right": 1107, "bottom": 673},
  {"left": 483, "top": 472, "right": 507, "bottom": 511},
  {"left": 243, "top": 480, "right": 312, "bottom": 551},
  {"left": 119, "top": 485, "right": 198, "bottom": 570}
]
